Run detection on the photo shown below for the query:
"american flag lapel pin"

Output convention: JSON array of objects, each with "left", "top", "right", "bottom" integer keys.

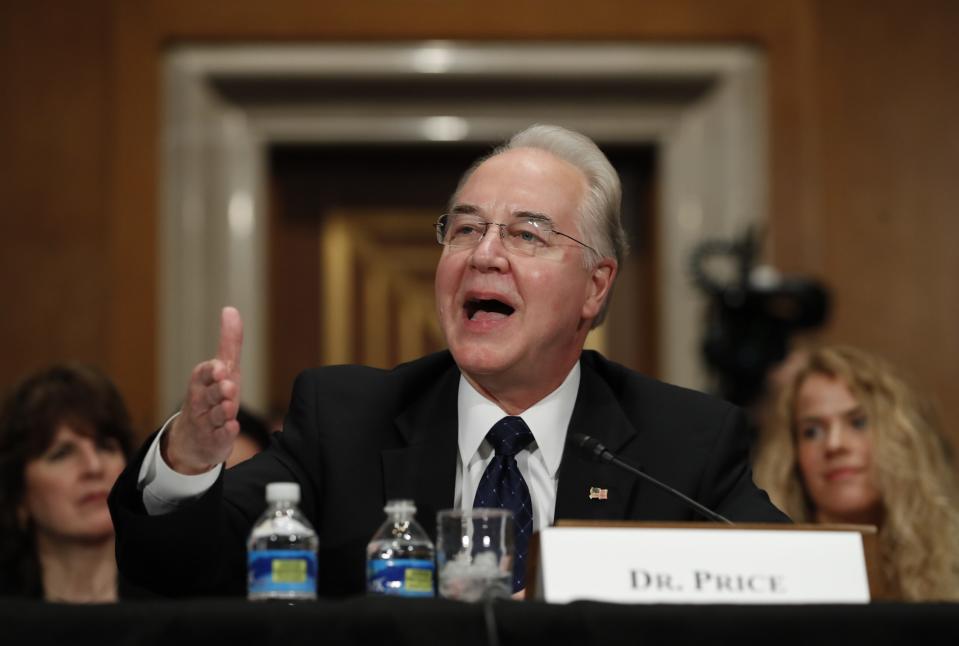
[{"left": 588, "top": 486, "right": 608, "bottom": 500}]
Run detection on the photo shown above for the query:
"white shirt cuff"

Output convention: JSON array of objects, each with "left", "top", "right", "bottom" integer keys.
[{"left": 138, "top": 412, "right": 223, "bottom": 516}]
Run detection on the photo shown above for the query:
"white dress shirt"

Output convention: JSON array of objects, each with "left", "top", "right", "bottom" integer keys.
[
  {"left": 139, "top": 361, "right": 581, "bottom": 527},
  {"left": 138, "top": 413, "right": 221, "bottom": 515},
  {"left": 453, "top": 363, "right": 580, "bottom": 532}
]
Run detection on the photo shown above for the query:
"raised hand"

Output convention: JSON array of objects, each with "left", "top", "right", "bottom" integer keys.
[{"left": 163, "top": 306, "right": 244, "bottom": 474}]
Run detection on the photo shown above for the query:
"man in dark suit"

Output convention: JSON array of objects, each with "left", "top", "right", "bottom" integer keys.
[{"left": 109, "top": 124, "right": 788, "bottom": 598}]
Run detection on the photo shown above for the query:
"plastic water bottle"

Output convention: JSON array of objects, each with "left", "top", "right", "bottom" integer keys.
[
  {"left": 366, "top": 499, "right": 435, "bottom": 597},
  {"left": 247, "top": 482, "right": 318, "bottom": 601}
]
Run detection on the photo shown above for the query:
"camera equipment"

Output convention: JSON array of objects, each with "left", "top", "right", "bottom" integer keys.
[{"left": 691, "top": 229, "right": 830, "bottom": 408}]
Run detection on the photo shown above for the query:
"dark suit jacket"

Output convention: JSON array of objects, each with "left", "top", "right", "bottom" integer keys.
[{"left": 109, "top": 350, "right": 788, "bottom": 598}]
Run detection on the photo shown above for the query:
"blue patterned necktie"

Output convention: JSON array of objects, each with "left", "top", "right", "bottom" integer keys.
[{"left": 472, "top": 416, "right": 535, "bottom": 592}]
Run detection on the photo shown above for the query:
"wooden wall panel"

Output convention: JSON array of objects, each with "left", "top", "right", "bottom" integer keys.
[
  {"left": 104, "top": 0, "right": 812, "bottom": 430},
  {"left": 0, "top": 2, "right": 114, "bottom": 402},
  {"left": 806, "top": 0, "right": 959, "bottom": 431},
  {"left": 108, "top": 2, "right": 160, "bottom": 433},
  {"left": 3, "top": 0, "right": 956, "bottom": 438}
]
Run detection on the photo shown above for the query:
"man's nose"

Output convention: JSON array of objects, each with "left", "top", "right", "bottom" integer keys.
[{"left": 469, "top": 224, "right": 509, "bottom": 272}]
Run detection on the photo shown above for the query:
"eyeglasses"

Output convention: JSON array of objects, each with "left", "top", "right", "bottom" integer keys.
[{"left": 434, "top": 213, "right": 597, "bottom": 257}]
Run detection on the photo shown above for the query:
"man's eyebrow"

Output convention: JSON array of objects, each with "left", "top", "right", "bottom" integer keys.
[
  {"left": 448, "top": 206, "right": 553, "bottom": 224},
  {"left": 514, "top": 211, "right": 553, "bottom": 224},
  {"left": 450, "top": 204, "right": 479, "bottom": 215}
]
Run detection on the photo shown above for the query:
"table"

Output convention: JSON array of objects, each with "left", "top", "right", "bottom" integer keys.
[{"left": 3, "top": 597, "right": 957, "bottom": 646}]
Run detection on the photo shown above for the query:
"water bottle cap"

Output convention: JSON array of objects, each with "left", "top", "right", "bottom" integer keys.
[
  {"left": 265, "top": 482, "right": 300, "bottom": 503},
  {"left": 383, "top": 499, "right": 416, "bottom": 515}
]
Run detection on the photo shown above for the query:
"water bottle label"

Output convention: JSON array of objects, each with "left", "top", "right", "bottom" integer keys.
[
  {"left": 248, "top": 550, "right": 318, "bottom": 595},
  {"left": 367, "top": 559, "right": 435, "bottom": 597}
]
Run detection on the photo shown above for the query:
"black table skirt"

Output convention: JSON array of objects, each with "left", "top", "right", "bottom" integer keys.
[{"left": 3, "top": 597, "right": 958, "bottom": 646}]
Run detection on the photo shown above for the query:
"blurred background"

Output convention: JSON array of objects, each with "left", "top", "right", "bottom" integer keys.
[{"left": 1, "top": 0, "right": 956, "bottom": 447}]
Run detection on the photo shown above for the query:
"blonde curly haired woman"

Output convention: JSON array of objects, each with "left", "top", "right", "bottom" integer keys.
[{"left": 753, "top": 345, "right": 959, "bottom": 601}]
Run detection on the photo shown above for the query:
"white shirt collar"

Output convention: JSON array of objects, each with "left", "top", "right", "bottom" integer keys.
[{"left": 457, "top": 361, "right": 581, "bottom": 478}]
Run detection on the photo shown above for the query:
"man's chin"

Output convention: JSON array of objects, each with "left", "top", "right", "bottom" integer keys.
[{"left": 448, "top": 342, "right": 517, "bottom": 378}]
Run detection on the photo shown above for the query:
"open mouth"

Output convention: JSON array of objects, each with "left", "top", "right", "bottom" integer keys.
[{"left": 465, "top": 298, "right": 515, "bottom": 321}]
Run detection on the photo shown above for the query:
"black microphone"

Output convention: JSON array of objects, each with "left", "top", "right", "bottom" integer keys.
[{"left": 569, "top": 433, "right": 734, "bottom": 525}]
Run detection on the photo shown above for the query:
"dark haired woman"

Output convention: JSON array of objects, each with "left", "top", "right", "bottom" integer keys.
[{"left": 0, "top": 364, "right": 134, "bottom": 601}]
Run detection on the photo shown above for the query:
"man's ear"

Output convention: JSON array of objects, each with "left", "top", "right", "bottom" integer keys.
[{"left": 582, "top": 259, "right": 617, "bottom": 321}]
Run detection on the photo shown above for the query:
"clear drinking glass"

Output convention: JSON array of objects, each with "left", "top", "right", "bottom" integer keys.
[{"left": 436, "top": 508, "right": 514, "bottom": 601}]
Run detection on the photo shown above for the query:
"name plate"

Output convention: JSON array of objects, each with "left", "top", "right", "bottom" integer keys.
[{"left": 535, "top": 526, "right": 871, "bottom": 604}]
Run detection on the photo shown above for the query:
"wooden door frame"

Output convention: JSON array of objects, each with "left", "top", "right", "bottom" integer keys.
[{"left": 107, "top": 1, "right": 814, "bottom": 428}]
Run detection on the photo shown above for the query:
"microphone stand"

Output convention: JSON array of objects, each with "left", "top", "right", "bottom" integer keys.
[{"left": 571, "top": 433, "right": 734, "bottom": 525}]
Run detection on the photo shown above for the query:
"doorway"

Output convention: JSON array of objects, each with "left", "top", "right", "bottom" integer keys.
[
  {"left": 159, "top": 42, "right": 767, "bottom": 415},
  {"left": 266, "top": 142, "right": 656, "bottom": 415}
]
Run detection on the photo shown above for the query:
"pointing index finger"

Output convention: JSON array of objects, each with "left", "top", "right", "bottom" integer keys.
[{"left": 217, "top": 306, "right": 243, "bottom": 371}]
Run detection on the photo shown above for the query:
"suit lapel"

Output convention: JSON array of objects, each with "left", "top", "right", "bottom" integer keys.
[
  {"left": 382, "top": 362, "right": 460, "bottom": 542},
  {"left": 555, "top": 357, "right": 640, "bottom": 522},
  {"left": 380, "top": 353, "right": 643, "bottom": 533}
]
